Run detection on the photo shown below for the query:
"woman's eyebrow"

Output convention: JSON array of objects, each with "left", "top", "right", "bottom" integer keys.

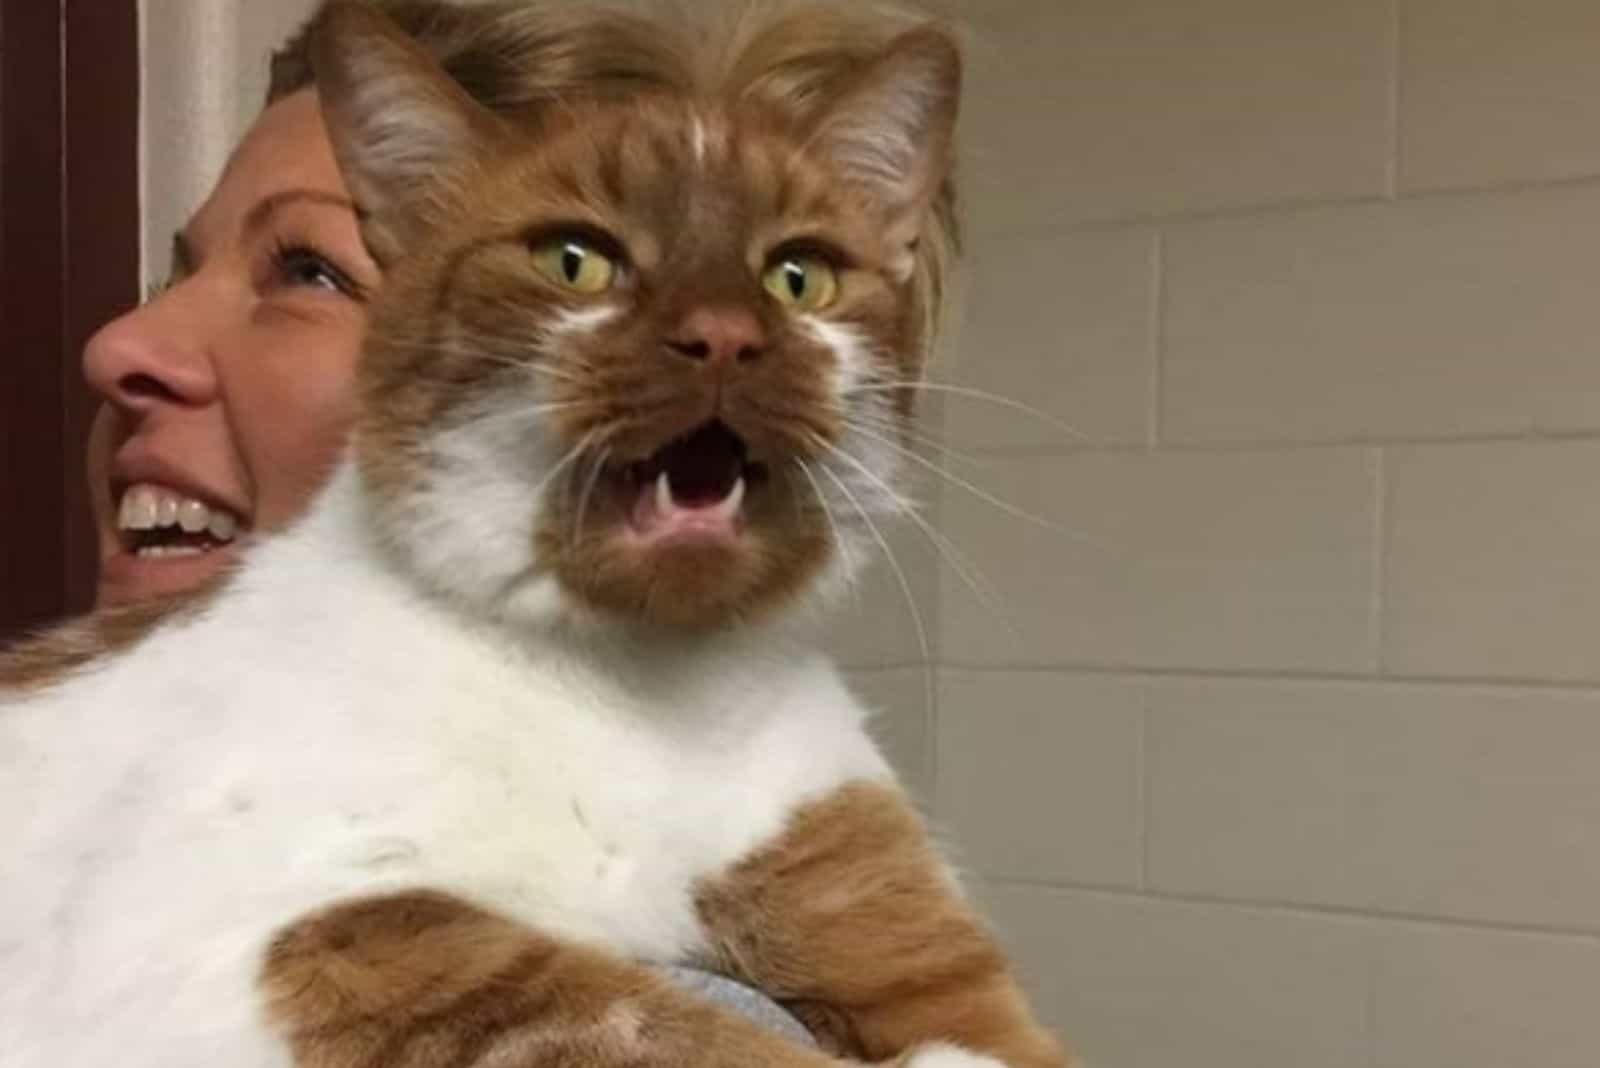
[
  {"left": 243, "top": 189, "right": 359, "bottom": 236},
  {"left": 167, "top": 191, "right": 358, "bottom": 279}
]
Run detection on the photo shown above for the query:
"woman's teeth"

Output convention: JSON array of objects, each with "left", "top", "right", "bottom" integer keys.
[{"left": 118, "top": 483, "right": 241, "bottom": 555}]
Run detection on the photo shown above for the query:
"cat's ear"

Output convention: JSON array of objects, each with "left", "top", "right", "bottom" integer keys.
[
  {"left": 310, "top": 0, "right": 503, "bottom": 264},
  {"left": 810, "top": 28, "right": 961, "bottom": 262}
]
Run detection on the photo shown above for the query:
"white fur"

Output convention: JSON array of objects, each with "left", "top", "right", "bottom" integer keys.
[
  {"left": 904, "top": 1043, "right": 1013, "bottom": 1068},
  {"left": 550, "top": 304, "right": 620, "bottom": 338},
  {"left": 806, "top": 315, "right": 869, "bottom": 399},
  {"left": 0, "top": 463, "right": 893, "bottom": 1066},
  {"left": 692, "top": 115, "right": 708, "bottom": 166},
  {"left": 377, "top": 304, "right": 619, "bottom": 623},
  {"left": 805, "top": 316, "right": 907, "bottom": 521}
]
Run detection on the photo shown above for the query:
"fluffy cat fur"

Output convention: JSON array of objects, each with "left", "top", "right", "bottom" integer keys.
[{"left": 0, "top": 2, "right": 1070, "bottom": 1066}]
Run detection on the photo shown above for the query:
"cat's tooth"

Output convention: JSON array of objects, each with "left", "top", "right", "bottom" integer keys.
[
  {"left": 207, "top": 510, "right": 238, "bottom": 541},
  {"left": 155, "top": 492, "right": 179, "bottom": 528},
  {"left": 712, "top": 476, "right": 746, "bottom": 521},
  {"left": 119, "top": 486, "right": 159, "bottom": 531},
  {"left": 655, "top": 472, "right": 674, "bottom": 515},
  {"left": 177, "top": 498, "right": 210, "bottom": 534}
]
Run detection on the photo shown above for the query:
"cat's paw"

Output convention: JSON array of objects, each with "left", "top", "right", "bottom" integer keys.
[{"left": 900, "top": 1042, "right": 1011, "bottom": 1068}]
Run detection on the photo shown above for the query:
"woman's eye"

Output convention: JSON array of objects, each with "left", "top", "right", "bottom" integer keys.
[
  {"left": 268, "top": 243, "right": 359, "bottom": 298},
  {"left": 277, "top": 249, "right": 344, "bottom": 292},
  {"left": 762, "top": 254, "right": 840, "bottom": 311},
  {"left": 531, "top": 237, "right": 619, "bottom": 294}
]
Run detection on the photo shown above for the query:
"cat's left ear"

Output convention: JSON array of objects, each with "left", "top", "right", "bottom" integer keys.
[
  {"left": 810, "top": 28, "right": 961, "bottom": 270},
  {"left": 310, "top": 0, "right": 505, "bottom": 265}
]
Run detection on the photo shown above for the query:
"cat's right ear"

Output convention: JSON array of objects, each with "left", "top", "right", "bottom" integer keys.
[{"left": 310, "top": 1, "right": 503, "bottom": 265}]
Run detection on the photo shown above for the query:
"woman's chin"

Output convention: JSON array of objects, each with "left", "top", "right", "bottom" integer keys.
[{"left": 95, "top": 545, "right": 241, "bottom": 608}]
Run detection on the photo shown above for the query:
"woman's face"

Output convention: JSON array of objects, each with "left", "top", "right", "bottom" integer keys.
[{"left": 84, "top": 89, "right": 379, "bottom": 608}]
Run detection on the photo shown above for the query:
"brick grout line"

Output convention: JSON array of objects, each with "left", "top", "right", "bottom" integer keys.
[
  {"left": 1363, "top": 930, "right": 1382, "bottom": 1068},
  {"left": 1147, "top": 230, "right": 1166, "bottom": 453},
  {"left": 951, "top": 430, "right": 1600, "bottom": 461},
  {"left": 968, "top": 191, "right": 1391, "bottom": 238},
  {"left": 1135, "top": 693, "right": 1151, "bottom": 893},
  {"left": 985, "top": 876, "right": 1600, "bottom": 946},
  {"left": 840, "top": 661, "right": 935, "bottom": 675},
  {"left": 1370, "top": 448, "right": 1389, "bottom": 676},
  {"left": 936, "top": 661, "right": 1600, "bottom": 697},
  {"left": 966, "top": 171, "right": 1600, "bottom": 240}
]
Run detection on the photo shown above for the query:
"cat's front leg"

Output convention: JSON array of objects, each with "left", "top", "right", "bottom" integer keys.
[
  {"left": 694, "top": 782, "right": 1077, "bottom": 1068},
  {"left": 260, "top": 889, "right": 861, "bottom": 1068}
]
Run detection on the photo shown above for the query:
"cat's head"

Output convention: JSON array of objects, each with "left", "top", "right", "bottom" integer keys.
[{"left": 311, "top": 0, "right": 959, "bottom": 632}]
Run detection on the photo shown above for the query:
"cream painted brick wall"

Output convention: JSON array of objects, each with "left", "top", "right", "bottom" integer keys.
[
  {"left": 977, "top": 883, "right": 1373, "bottom": 1068},
  {"left": 945, "top": 227, "right": 1158, "bottom": 452},
  {"left": 912, "top": 2, "right": 1600, "bottom": 1067},
  {"left": 938, "top": 671, "right": 1143, "bottom": 887},
  {"left": 957, "top": 0, "right": 1393, "bottom": 232},
  {"left": 1386, "top": 441, "right": 1600, "bottom": 682},
  {"left": 938, "top": 449, "right": 1380, "bottom": 673},
  {"left": 1401, "top": 0, "right": 1600, "bottom": 192},
  {"left": 1372, "top": 925, "right": 1600, "bottom": 1068},
  {"left": 1145, "top": 680, "right": 1600, "bottom": 930},
  {"left": 1162, "top": 188, "right": 1600, "bottom": 444}
]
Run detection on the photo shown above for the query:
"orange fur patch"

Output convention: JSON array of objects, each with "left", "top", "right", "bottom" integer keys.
[
  {"left": 0, "top": 591, "right": 210, "bottom": 693},
  {"left": 262, "top": 890, "right": 849, "bottom": 1068},
  {"left": 695, "top": 782, "right": 1074, "bottom": 1068}
]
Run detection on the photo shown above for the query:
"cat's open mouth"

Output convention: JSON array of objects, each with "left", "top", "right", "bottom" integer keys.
[{"left": 618, "top": 421, "right": 770, "bottom": 543}]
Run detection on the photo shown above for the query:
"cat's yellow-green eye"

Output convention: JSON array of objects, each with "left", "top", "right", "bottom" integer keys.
[
  {"left": 531, "top": 237, "right": 618, "bottom": 294},
  {"left": 762, "top": 255, "right": 840, "bottom": 312}
]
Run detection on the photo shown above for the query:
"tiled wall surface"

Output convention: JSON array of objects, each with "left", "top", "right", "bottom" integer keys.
[{"left": 847, "top": 2, "right": 1600, "bottom": 1065}]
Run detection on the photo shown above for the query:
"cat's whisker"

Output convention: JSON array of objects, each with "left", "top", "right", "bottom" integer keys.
[
  {"left": 465, "top": 401, "right": 583, "bottom": 434},
  {"left": 571, "top": 448, "right": 612, "bottom": 549},
  {"left": 835, "top": 418, "right": 1107, "bottom": 550},
  {"left": 847, "top": 379, "right": 1093, "bottom": 444},
  {"left": 365, "top": 333, "right": 594, "bottom": 386},
  {"left": 815, "top": 461, "right": 934, "bottom": 713},
  {"left": 481, "top": 356, "right": 589, "bottom": 386},
  {"left": 793, "top": 458, "right": 857, "bottom": 581},
  {"left": 530, "top": 429, "right": 602, "bottom": 501},
  {"left": 820, "top": 437, "right": 1010, "bottom": 626},
  {"left": 841, "top": 408, "right": 983, "bottom": 469}
]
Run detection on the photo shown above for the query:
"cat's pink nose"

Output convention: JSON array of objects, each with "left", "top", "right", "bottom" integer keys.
[{"left": 666, "top": 306, "right": 766, "bottom": 367}]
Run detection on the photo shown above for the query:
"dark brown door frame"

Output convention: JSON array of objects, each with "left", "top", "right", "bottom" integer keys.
[{"left": 1, "top": 0, "right": 141, "bottom": 643}]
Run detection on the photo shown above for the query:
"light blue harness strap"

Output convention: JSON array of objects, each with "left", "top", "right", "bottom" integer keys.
[{"left": 656, "top": 966, "right": 815, "bottom": 1045}]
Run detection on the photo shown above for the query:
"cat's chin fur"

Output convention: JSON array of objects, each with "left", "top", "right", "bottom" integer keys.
[
  {"left": 350, "top": 375, "right": 881, "bottom": 640},
  {"left": 1, "top": 449, "right": 893, "bottom": 1065}
]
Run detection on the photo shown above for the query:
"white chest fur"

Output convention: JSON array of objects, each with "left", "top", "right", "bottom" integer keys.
[{"left": 0, "top": 472, "right": 891, "bottom": 1064}]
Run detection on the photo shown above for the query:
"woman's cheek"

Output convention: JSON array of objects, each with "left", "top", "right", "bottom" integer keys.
[{"left": 229, "top": 320, "right": 364, "bottom": 533}]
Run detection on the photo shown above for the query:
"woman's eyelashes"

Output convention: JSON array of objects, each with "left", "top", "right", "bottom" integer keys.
[
  {"left": 142, "top": 239, "right": 369, "bottom": 306},
  {"left": 266, "top": 239, "right": 367, "bottom": 301}
]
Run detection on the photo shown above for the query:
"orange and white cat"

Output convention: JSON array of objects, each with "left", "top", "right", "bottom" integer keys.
[{"left": 0, "top": 3, "right": 1070, "bottom": 1067}]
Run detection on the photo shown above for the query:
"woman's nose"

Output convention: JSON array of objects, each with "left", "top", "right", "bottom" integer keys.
[{"left": 82, "top": 285, "right": 220, "bottom": 414}]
